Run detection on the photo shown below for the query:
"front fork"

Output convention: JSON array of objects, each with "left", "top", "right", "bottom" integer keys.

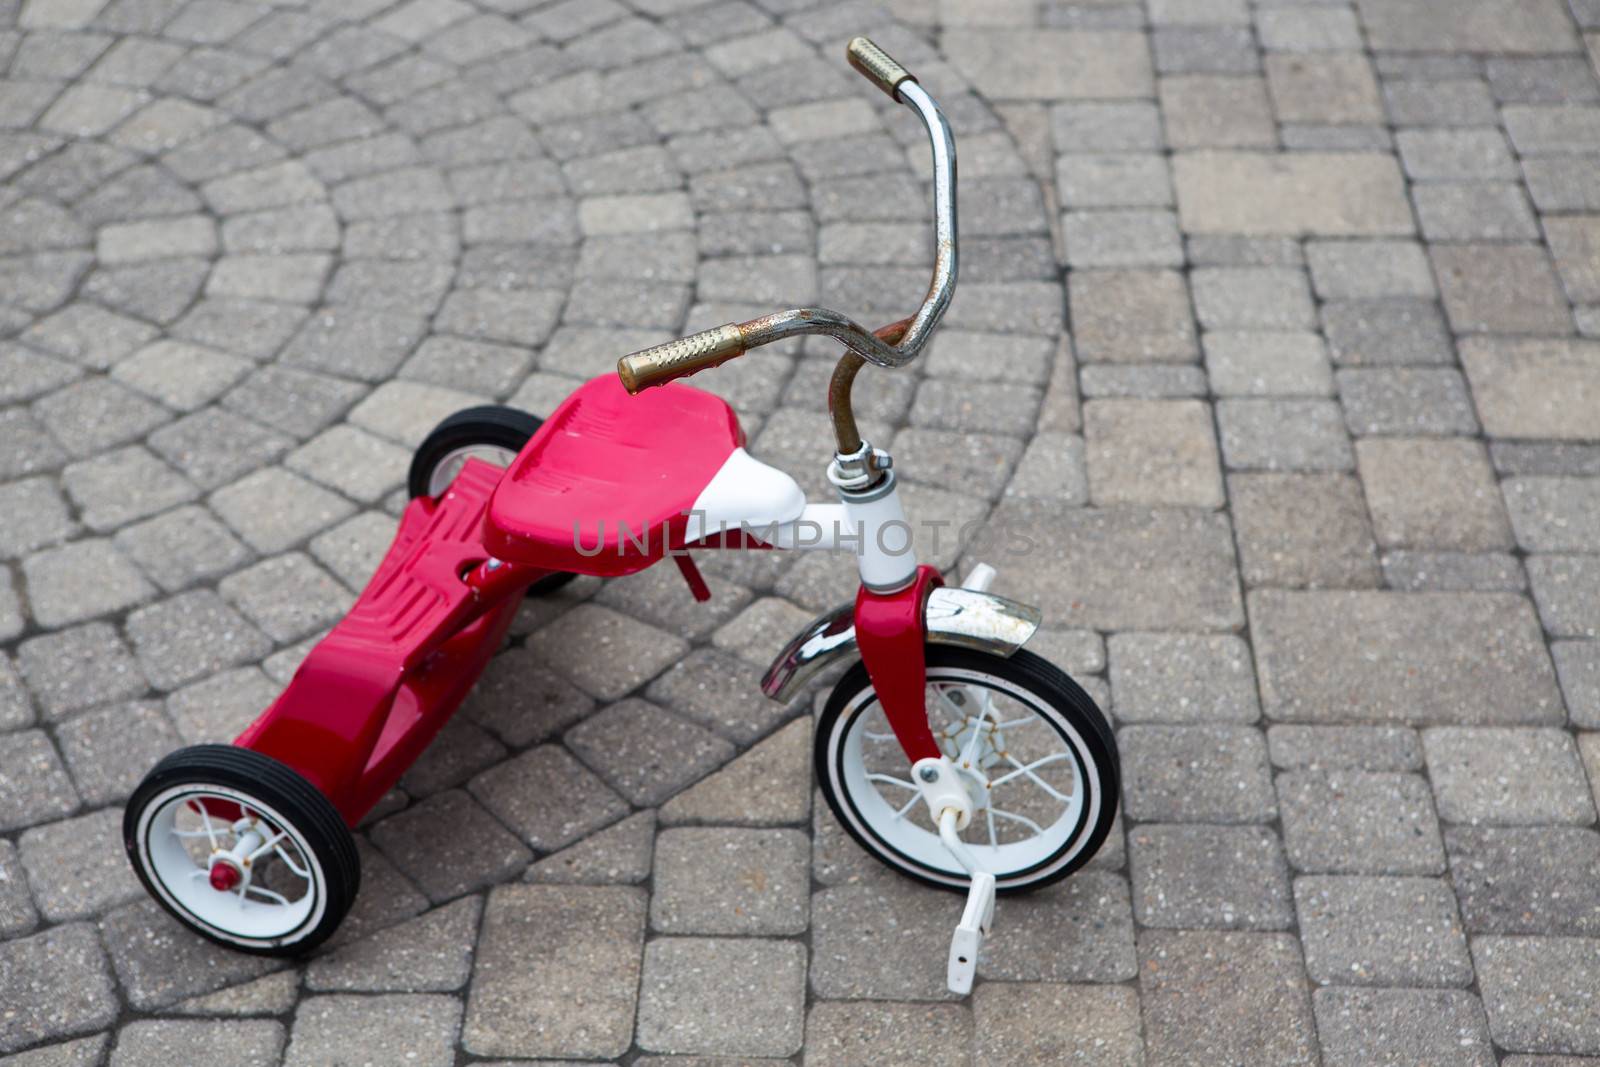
[{"left": 854, "top": 559, "right": 1001, "bottom": 994}]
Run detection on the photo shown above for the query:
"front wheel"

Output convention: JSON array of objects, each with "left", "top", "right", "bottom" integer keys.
[
  {"left": 815, "top": 646, "right": 1120, "bottom": 893},
  {"left": 123, "top": 745, "right": 360, "bottom": 955}
]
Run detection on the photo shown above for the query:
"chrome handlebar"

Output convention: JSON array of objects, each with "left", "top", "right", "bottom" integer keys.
[{"left": 618, "top": 37, "right": 958, "bottom": 394}]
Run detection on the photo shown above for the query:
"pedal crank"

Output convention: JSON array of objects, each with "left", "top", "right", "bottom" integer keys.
[{"left": 914, "top": 756, "right": 998, "bottom": 995}]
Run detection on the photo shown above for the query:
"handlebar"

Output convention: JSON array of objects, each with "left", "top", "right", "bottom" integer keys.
[{"left": 618, "top": 35, "right": 958, "bottom": 394}]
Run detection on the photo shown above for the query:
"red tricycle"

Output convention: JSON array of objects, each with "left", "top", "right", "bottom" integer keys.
[{"left": 122, "top": 37, "right": 1119, "bottom": 995}]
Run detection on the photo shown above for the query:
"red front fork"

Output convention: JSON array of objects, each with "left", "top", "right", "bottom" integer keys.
[{"left": 853, "top": 564, "right": 944, "bottom": 764}]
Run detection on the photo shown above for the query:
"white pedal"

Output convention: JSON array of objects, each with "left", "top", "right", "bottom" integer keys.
[{"left": 947, "top": 870, "right": 995, "bottom": 995}]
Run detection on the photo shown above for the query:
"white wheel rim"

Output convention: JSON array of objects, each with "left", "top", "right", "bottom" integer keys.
[
  {"left": 826, "top": 665, "right": 1103, "bottom": 890},
  {"left": 135, "top": 784, "right": 327, "bottom": 948},
  {"left": 426, "top": 444, "right": 519, "bottom": 498}
]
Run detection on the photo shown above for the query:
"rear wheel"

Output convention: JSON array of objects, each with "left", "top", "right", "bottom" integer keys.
[
  {"left": 123, "top": 745, "right": 359, "bottom": 956},
  {"left": 815, "top": 646, "right": 1119, "bottom": 893},
  {"left": 409, "top": 405, "right": 574, "bottom": 596}
]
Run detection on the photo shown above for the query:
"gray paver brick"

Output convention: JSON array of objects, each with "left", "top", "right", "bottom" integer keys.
[
  {"left": 469, "top": 745, "right": 628, "bottom": 853},
  {"left": 1140, "top": 930, "right": 1318, "bottom": 1067},
  {"left": 1231, "top": 472, "right": 1381, "bottom": 589},
  {"left": 650, "top": 826, "right": 809, "bottom": 935},
  {"left": 1448, "top": 826, "right": 1600, "bottom": 936},
  {"left": 811, "top": 881, "right": 966, "bottom": 1001},
  {"left": 1109, "top": 632, "right": 1260, "bottom": 724},
  {"left": 565, "top": 699, "right": 735, "bottom": 807},
  {"left": 1278, "top": 769, "right": 1446, "bottom": 875},
  {"left": 109, "top": 1019, "right": 283, "bottom": 1066},
  {"left": 529, "top": 604, "right": 691, "bottom": 702},
  {"left": 525, "top": 808, "right": 656, "bottom": 886},
  {"left": 99, "top": 898, "right": 280, "bottom": 1010},
  {"left": 17, "top": 621, "right": 147, "bottom": 721},
  {"left": 1529, "top": 555, "right": 1600, "bottom": 638},
  {"left": 1131, "top": 823, "right": 1294, "bottom": 930},
  {"left": 1217, "top": 398, "right": 1354, "bottom": 472},
  {"left": 1204, "top": 331, "right": 1332, "bottom": 396},
  {"left": 18, "top": 807, "right": 142, "bottom": 922},
  {"left": 1424, "top": 728, "right": 1595, "bottom": 825},
  {"left": 1462, "top": 338, "right": 1600, "bottom": 440},
  {"left": 0, "top": 923, "right": 118, "bottom": 1054},
  {"left": 1174, "top": 151, "right": 1413, "bottom": 236},
  {"left": 55, "top": 700, "right": 178, "bottom": 806},
  {"left": 285, "top": 995, "right": 460, "bottom": 1067},
  {"left": 124, "top": 590, "right": 273, "bottom": 692},
  {"left": 1252, "top": 590, "right": 1563, "bottom": 725},
  {"left": 1357, "top": 437, "right": 1508, "bottom": 551},
  {"left": 1084, "top": 399, "right": 1223, "bottom": 508},
  {"left": 1269, "top": 725, "right": 1423, "bottom": 772},
  {"left": 1295, "top": 875, "right": 1472, "bottom": 986},
  {"left": 1314, "top": 987, "right": 1494, "bottom": 1067},
  {"left": 660, "top": 717, "right": 811, "bottom": 826},
  {"left": 808, "top": 1001, "right": 972, "bottom": 1067},
  {"left": 984, "top": 501, "right": 1244, "bottom": 631},
  {"left": 1475, "top": 936, "right": 1600, "bottom": 1055},
  {"left": 978, "top": 869, "right": 1138, "bottom": 981},
  {"left": 369, "top": 790, "right": 532, "bottom": 903},
  {"left": 1121, "top": 725, "right": 1276, "bottom": 823},
  {"left": 1434, "top": 243, "right": 1573, "bottom": 336},
  {"left": 0, "top": 730, "right": 79, "bottom": 832},
  {"left": 306, "top": 896, "right": 480, "bottom": 993},
  {"left": 636, "top": 937, "right": 806, "bottom": 1057},
  {"left": 22, "top": 537, "right": 156, "bottom": 628},
  {"left": 974, "top": 983, "right": 1142, "bottom": 1066},
  {"left": 0, "top": 839, "right": 40, "bottom": 939}
]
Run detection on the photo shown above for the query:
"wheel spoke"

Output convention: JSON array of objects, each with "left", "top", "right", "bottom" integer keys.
[
  {"left": 984, "top": 805, "right": 998, "bottom": 849},
  {"left": 866, "top": 772, "right": 919, "bottom": 792},
  {"left": 246, "top": 830, "right": 289, "bottom": 864},
  {"left": 957, "top": 697, "right": 994, "bottom": 767},
  {"left": 243, "top": 884, "right": 293, "bottom": 907},
  {"left": 862, "top": 729, "right": 899, "bottom": 742},
  {"left": 190, "top": 801, "right": 221, "bottom": 850},
  {"left": 891, "top": 793, "right": 921, "bottom": 822},
  {"left": 274, "top": 845, "right": 311, "bottom": 881},
  {"left": 931, "top": 685, "right": 969, "bottom": 731},
  {"left": 169, "top": 827, "right": 218, "bottom": 840},
  {"left": 990, "top": 752, "right": 1072, "bottom": 801},
  {"left": 989, "top": 806, "right": 1045, "bottom": 835}
]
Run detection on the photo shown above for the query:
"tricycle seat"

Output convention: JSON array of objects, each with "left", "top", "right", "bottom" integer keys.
[{"left": 483, "top": 375, "right": 803, "bottom": 576}]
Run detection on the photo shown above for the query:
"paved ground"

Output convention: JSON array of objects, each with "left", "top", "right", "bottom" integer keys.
[{"left": 2, "top": 0, "right": 1600, "bottom": 1063}]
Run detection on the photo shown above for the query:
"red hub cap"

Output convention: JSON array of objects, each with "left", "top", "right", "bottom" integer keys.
[{"left": 209, "top": 863, "right": 241, "bottom": 892}]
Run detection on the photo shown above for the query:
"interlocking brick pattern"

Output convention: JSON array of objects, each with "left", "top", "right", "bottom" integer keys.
[{"left": 1, "top": 0, "right": 1599, "bottom": 1062}]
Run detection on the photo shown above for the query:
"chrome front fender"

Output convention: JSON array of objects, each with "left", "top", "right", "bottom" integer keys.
[{"left": 760, "top": 587, "right": 1042, "bottom": 703}]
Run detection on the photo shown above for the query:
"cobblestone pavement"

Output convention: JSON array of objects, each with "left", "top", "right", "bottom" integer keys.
[{"left": 3, "top": 0, "right": 1600, "bottom": 1062}]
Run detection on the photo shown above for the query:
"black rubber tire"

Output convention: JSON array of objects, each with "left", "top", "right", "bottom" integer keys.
[
  {"left": 122, "top": 745, "right": 360, "bottom": 956},
  {"left": 407, "top": 404, "right": 542, "bottom": 499},
  {"left": 815, "top": 646, "right": 1120, "bottom": 895},
  {"left": 408, "top": 405, "right": 575, "bottom": 596}
]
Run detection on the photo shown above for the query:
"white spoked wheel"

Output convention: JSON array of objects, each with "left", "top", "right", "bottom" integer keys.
[
  {"left": 816, "top": 647, "right": 1120, "bottom": 893},
  {"left": 123, "top": 746, "right": 359, "bottom": 955}
]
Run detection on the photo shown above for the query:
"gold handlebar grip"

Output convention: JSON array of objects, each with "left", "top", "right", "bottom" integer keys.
[
  {"left": 617, "top": 323, "right": 746, "bottom": 394},
  {"left": 846, "top": 36, "right": 914, "bottom": 101}
]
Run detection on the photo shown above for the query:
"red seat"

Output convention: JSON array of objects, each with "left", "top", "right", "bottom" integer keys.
[{"left": 483, "top": 375, "right": 746, "bottom": 576}]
